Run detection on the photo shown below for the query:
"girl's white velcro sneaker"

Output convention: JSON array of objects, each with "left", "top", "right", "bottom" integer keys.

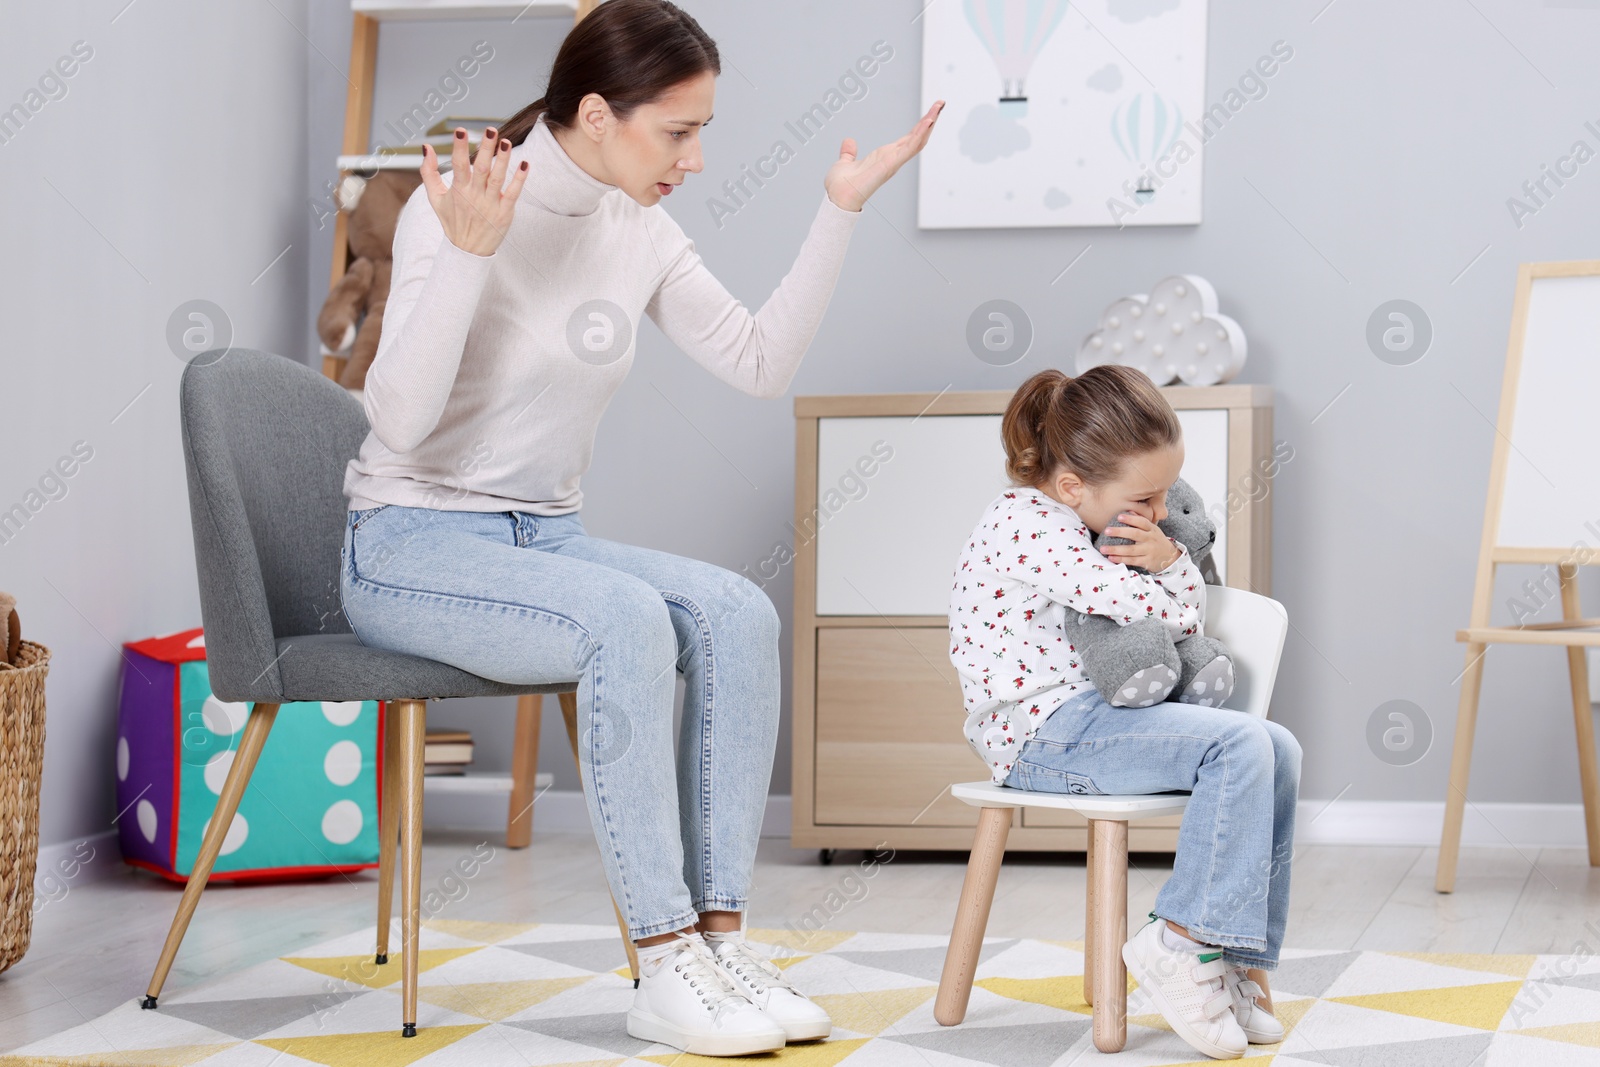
[
  {"left": 1121, "top": 914, "right": 1248, "bottom": 1060},
  {"left": 1224, "top": 965, "right": 1286, "bottom": 1044}
]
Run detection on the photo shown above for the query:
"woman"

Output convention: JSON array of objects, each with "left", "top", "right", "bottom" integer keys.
[{"left": 338, "top": 0, "right": 942, "bottom": 1056}]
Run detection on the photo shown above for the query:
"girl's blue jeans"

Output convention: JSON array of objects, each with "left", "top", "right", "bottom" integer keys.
[
  {"left": 339, "top": 504, "right": 781, "bottom": 941},
  {"left": 1004, "top": 687, "right": 1302, "bottom": 970}
]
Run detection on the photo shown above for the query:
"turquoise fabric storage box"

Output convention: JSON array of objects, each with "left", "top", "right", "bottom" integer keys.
[{"left": 116, "top": 626, "right": 383, "bottom": 882}]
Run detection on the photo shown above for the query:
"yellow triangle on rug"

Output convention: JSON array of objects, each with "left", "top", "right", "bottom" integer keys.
[
  {"left": 284, "top": 947, "right": 483, "bottom": 989},
  {"left": 1512, "top": 1021, "right": 1600, "bottom": 1049},
  {"left": 748, "top": 927, "right": 858, "bottom": 954},
  {"left": 808, "top": 987, "right": 935, "bottom": 1034},
  {"left": 1386, "top": 951, "right": 1537, "bottom": 979},
  {"left": 977, "top": 971, "right": 1135, "bottom": 1015},
  {"left": 256, "top": 1025, "right": 486, "bottom": 1066},
  {"left": 1329, "top": 980, "right": 1524, "bottom": 1030},
  {"left": 417, "top": 975, "right": 595, "bottom": 1020}
]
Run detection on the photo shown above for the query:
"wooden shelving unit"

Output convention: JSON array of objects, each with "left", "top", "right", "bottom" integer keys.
[
  {"left": 335, "top": 0, "right": 601, "bottom": 846},
  {"left": 425, "top": 770, "right": 551, "bottom": 795},
  {"left": 353, "top": 0, "right": 578, "bottom": 19},
  {"left": 322, "top": 0, "right": 597, "bottom": 383}
]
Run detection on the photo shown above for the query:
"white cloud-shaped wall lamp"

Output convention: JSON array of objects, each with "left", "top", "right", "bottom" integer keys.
[{"left": 1075, "top": 275, "right": 1248, "bottom": 386}]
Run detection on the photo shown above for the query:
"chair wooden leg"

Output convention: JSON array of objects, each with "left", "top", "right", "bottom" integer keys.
[
  {"left": 375, "top": 700, "right": 400, "bottom": 964},
  {"left": 1561, "top": 566, "right": 1600, "bottom": 866},
  {"left": 935, "top": 805, "right": 1012, "bottom": 1026},
  {"left": 506, "top": 694, "right": 543, "bottom": 849},
  {"left": 561, "top": 691, "right": 641, "bottom": 983},
  {"left": 1083, "top": 821, "right": 1097, "bottom": 1008},
  {"left": 1090, "top": 819, "right": 1129, "bottom": 1054},
  {"left": 1437, "top": 641, "right": 1488, "bottom": 892},
  {"left": 142, "top": 702, "right": 280, "bottom": 1008},
  {"left": 395, "top": 698, "right": 427, "bottom": 1038}
]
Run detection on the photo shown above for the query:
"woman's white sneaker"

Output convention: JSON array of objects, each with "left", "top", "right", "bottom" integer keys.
[
  {"left": 706, "top": 931, "right": 832, "bottom": 1042},
  {"left": 1224, "top": 965, "right": 1285, "bottom": 1044},
  {"left": 1121, "top": 915, "right": 1247, "bottom": 1060},
  {"left": 626, "top": 932, "right": 786, "bottom": 1056}
]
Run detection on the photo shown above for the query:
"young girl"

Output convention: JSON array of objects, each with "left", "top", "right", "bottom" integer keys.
[{"left": 947, "top": 365, "right": 1301, "bottom": 1061}]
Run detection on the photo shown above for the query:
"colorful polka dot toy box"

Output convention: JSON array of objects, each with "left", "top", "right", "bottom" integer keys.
[{"left": 114, "top": 627, "right": 382, "bottom": 882}]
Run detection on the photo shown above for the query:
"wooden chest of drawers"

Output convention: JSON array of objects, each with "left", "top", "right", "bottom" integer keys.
[{"left": 790, "top": 387, "right": 1274, "bottom": 854}]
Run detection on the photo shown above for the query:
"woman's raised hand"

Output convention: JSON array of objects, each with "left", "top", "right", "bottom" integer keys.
[
  {"left": 420, "top": 126, "right": 529, "bottom": 257},
  {"left": 823, "top": 100, "right": 944, "bottom": 213}
]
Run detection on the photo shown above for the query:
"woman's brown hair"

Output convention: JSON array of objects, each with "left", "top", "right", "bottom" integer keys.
[
  {"left": 483, "top": 0, "right": 720, "bottom": 160},
  {"left": 1000, "top": 365, "right": 1182, "bottom": 489}
]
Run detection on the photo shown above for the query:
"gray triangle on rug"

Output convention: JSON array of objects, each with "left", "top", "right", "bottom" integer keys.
[
  {"left": 502, "top": 1009, "right": 659, "bottom": 1058},
  {"left": 158, "top": 991, "right": 365, "bottom": 1040},
  {"left": 887, "top": 1018, "right": 1094, "bottom": 1067},
  {"left": 503, "top": 937, "right": 632, "bottom": 973},
  {"left": 833, "top": 939, "right": 1020, "bottom": 983},
  {"left": 1283, "top": 1031, "right": 1496, "bottom": 1067},
  {"left": 1271, "top": 949, "right": 1365, "bottom": 998}
]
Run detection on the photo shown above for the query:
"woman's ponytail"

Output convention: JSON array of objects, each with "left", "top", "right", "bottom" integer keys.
[{"left": 487, "top": 97, "right": 550, "bottom": 160}]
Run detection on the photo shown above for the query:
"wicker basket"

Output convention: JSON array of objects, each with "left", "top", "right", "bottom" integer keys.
[{"left": 0, "top": 638, "right": 50, "bottom": 975}]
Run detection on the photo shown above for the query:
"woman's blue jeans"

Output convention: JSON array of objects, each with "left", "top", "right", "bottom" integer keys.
[
  {"left": 1004, "top": 688, "right": 1302, "bottom": 970},
  {"left": 339, "top": 504, "right": 781, "bottom": 941}
]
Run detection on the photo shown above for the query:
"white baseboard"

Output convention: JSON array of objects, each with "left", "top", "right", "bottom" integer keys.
[
  {"left": 1293, "top": 798, "right": 1593, "bottom": 849},
  {"left": 31, "top": 830, "right": 120, "bottom": 901},
  {"left": 422, "top": 791, "right": 797, "bottom": 838},
  {"left": 25, "top": 796, "right": 1595, "bottom": 896},
  {"left": 430, "top": 791, "right": 1597, "bottom": 851}
]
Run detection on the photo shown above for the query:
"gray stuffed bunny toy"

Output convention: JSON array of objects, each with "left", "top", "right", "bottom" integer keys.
[{"left": 1066, "top": 478, "right": 1235, "bottom": 708}]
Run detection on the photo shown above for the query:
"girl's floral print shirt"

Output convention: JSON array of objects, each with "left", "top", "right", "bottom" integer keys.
[{"left": 947, "top": 488, "right": 1206, "bottom": 783}]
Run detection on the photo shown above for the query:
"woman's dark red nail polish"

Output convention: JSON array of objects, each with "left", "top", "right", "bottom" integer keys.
[{"left": 455, "top": 129, "right": 465, "bottom": 139}]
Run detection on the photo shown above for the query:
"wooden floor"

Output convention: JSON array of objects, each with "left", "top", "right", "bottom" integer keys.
[{"left": 2, "top": 832, "right": 1597, "bottom": 1052}]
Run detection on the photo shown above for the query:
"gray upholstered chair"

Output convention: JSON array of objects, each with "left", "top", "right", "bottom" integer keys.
[{"left": 142, "top": 347, "right": 634, "bottom": 1038}]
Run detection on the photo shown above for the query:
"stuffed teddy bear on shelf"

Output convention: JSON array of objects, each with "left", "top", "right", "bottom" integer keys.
[
  {"left": 0, "top": 590, "right": 21, "bottom": 668},
  {"left": 1065, "top": 477, "right": 1236, "bottom": 709},
  {"left": 317, "top": 169, "right": 423, "bottom": 392}
]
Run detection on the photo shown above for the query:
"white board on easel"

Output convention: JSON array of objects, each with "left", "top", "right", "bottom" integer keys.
[{"left": 1437, "top": 260, "right": 1600, "bottom": 894}]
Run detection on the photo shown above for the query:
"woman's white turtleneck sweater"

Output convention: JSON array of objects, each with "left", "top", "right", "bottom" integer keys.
[{"left": 344, "top": 114, "right": 862, "bottom": 514}]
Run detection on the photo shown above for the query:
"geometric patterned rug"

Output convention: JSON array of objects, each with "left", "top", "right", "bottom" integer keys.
[{"left": 4, "top": 922, "right": 1599, "bottom": 1066}]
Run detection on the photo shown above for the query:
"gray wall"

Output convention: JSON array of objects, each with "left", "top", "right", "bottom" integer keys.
[
  {"left": 6, "top": 0, "right": 1598, "bottom": 848},
  {"left": 1, "top": 1, "right": 311, "bottom": 846}
]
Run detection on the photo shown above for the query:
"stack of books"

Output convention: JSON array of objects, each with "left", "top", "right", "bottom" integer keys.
[
  {"left": 341, "top": 116, "right": 507, "bottom": 173},
  {"left": 423, "top": 729, "right": 474, "bottom": 776},
  {"left": 385, "top": 115, "right": 502, "bottom": 160}
]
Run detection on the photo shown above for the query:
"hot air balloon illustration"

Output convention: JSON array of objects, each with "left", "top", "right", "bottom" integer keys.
[
  {"left": 1111, "top": 91, "right": 1184, "bottom": 203},
  {"left": 964, "top": 0, "right": 1071, "bottom": 119}
]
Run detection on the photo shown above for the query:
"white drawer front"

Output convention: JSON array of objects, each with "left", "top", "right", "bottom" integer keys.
[{"left": 814, "top": 410, "right": 1230, "bottom": 617}]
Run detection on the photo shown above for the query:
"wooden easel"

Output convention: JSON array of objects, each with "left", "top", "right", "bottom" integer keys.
[{"left": 1436, "top": 259, "right": 1600, "bottom": 892}]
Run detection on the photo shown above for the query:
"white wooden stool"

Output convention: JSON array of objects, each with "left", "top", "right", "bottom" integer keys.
[{"left": 933, "top": 585, "right": 1289, "bottom": 1054}]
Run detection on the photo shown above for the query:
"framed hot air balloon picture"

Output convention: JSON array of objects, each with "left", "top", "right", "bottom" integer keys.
[{"left": 918, "top": 0, "right": 1208, "bottom": 228}]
